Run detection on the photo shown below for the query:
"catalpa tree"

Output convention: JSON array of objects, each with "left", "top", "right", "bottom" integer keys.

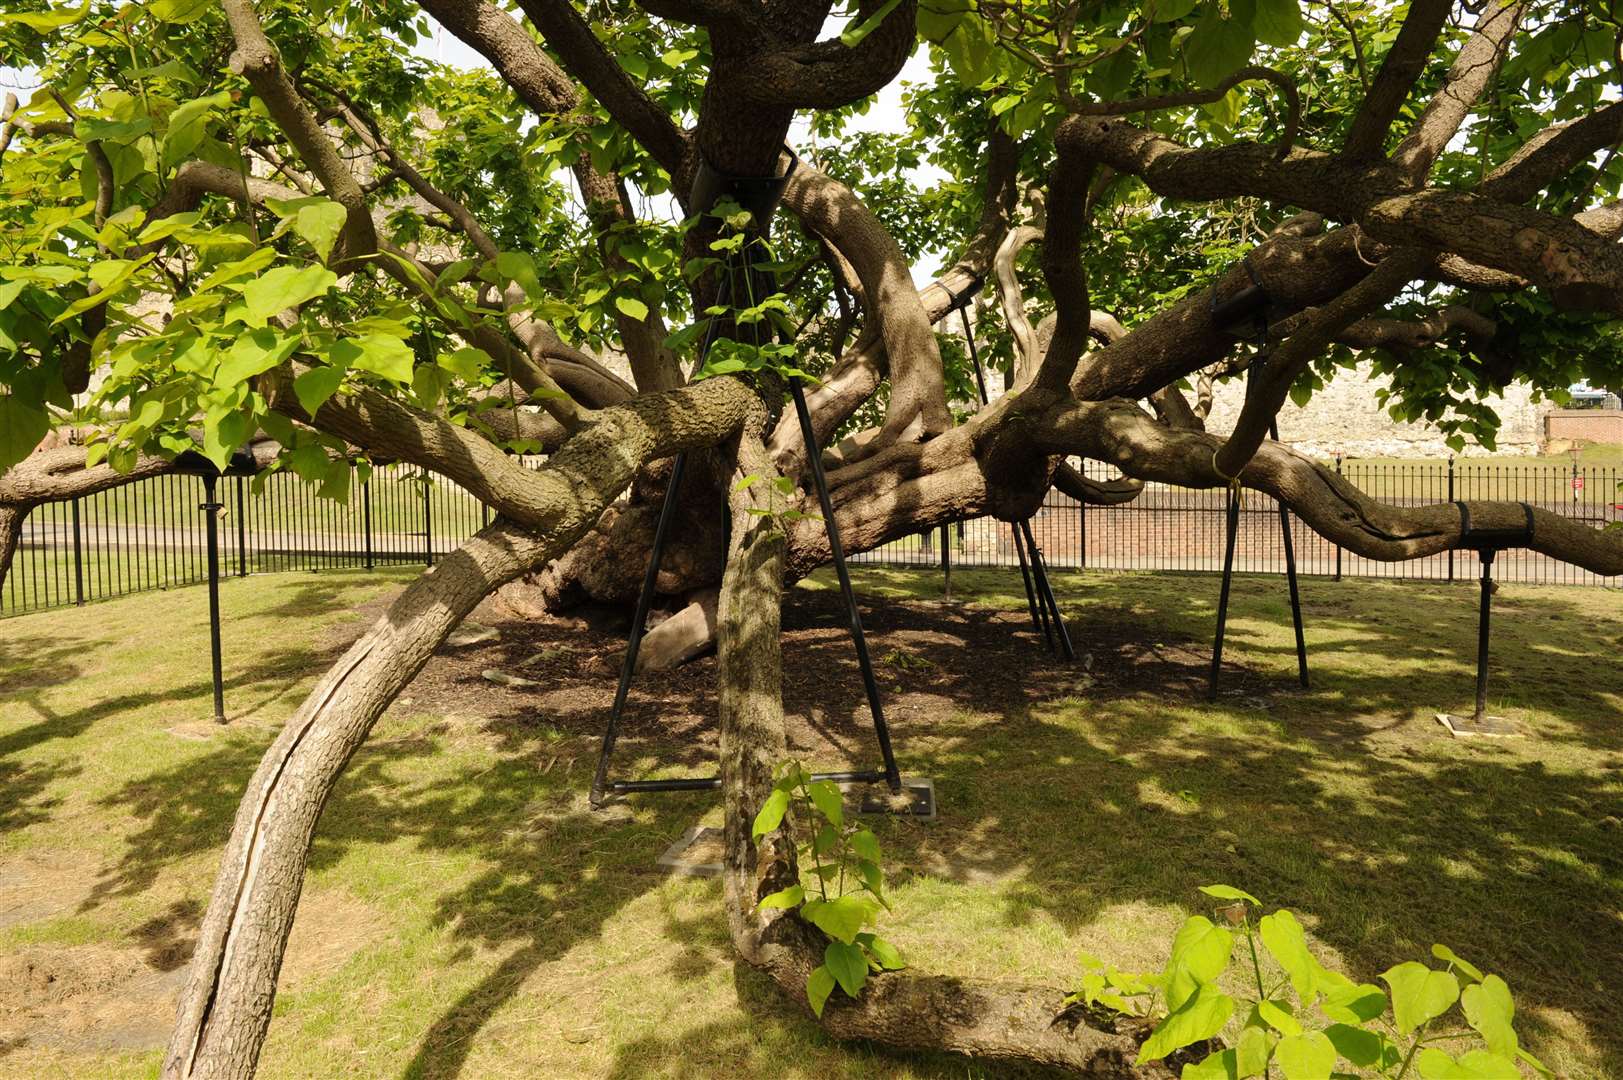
[{"left": 1, "top": 0, "right": 1621, "bottom": 1076}]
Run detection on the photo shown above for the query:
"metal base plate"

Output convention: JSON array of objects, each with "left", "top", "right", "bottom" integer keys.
[
  {"left": 655, "top": 826, "right": 724, "bottom": 877},
  {"left": 850, "top": 777, "right": 936, "bottom": 820},
  {"left": 1436, "top": 713, "right": 1525, "bottom": 739}
]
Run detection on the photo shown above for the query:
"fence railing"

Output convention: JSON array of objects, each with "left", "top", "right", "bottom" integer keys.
[
  {"left": 851, "top": 458, "right": 1623, "bottom": 589},
  {"left": 3, "top": 457, "right": 1619, "bottom": 617}
]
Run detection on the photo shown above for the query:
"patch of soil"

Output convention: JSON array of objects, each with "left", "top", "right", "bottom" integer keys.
[
  {"left": 405, "top": 588, "right": 1259, "bottom": 770},
  {"left": 0, "top": 945, "right": 185, "bottom": 1054},
  {"left": 0, "top": 887, "right": 383, "bottom": 1059},
  {"left": 0, "top": 852, "right": 99, "bottom": 931}
]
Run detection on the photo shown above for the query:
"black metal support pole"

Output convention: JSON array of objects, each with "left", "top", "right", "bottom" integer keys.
[
  {"left": 1021, "top": 519, "right": 1074, "bottom": 661},
  {"left": 71, "top": 497, "right": 84, "bottom": 607},
  {"left": 234, "top": 475, "right": 248, "bottom": 577},
  {"left": 1208, "top": 483, "right": 1241, "bottom": 701},
  {"left": 202, "top": 473, "right": 226, "bottom": 723},
  {"left": 422, "top": 478, "right": 433, "bottom": 566},
  {"left": 1447, "top": 456, "right": 1456, "bottom": 584},
  {"left": 1333, "top": 455, "right": 1343, "bottom": 582},
  {"left": 1010, "top": 523, "right": 1051, "bottom": 646},
  {"left": 1474, "top": 550, "right": 1495, "bottom": 721},
  {"left": 790, "top": 377, "right": 902, "bottom": 793},
  {"left": 590, "top": 453, "right": 690, "bottom": 806},
  {"left": 1270, "top": 422, "right": 1308, "bottom": 689},
  {"left": 362, "top": 479, "right": 374, "bottom": 569},
  {"left": 940, "top": 523, "right": 951, "bottom": 599}
]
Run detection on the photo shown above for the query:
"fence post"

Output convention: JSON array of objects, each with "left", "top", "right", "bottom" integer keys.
[
  {"left": 1333, "top": 455, "right": 1343, "bottom": 582},
  {"left": 422, "top": 477, "right": 433, "bottom": 566},
  {"left": 234, "top": 475, "right": 248, "bottom": 577},
  {"left": 363, "top": 479, "right": 374, "bottom": 570},
  {"left": 71, "top": 497, "right": 85, "bottom": 606},
  {"left": 1447, "top": 455, "right": 1455, "bottom": 583}
]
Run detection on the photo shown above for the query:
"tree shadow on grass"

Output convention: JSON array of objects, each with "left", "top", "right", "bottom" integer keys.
[{"left": 51, "top": 570, "right": 1623, "bottom": 1078}]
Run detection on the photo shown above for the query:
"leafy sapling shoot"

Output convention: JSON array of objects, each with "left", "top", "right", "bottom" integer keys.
[
  {"left": 1079, "top": 885, "right": 1552, "bottom": 1079},
  {"left": 752, "top": 761, "right": 905, "bottom": 1018}
]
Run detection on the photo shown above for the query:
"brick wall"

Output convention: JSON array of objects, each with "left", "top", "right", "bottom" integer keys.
[{"left": 1545, "top": 409, "right": 1623, "bottom": 446}]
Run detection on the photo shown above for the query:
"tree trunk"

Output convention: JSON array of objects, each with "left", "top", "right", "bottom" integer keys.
[
  {"left": 163, "top": 523, "right": 553, "bottom": 1080},
  {"left": 0, "top": 503, "right": 24, "bottom": 597},
  {"left": 713, "top": 435, "right": 1170, "bottom": 1078}
]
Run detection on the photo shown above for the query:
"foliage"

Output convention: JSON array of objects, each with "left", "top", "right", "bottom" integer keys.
[
  {"left": 1086, "top": 885, "right": 1552, "bottom": 1079},
  {"left": 752, "top": 760, "right": 905, "bottom": 1018}
]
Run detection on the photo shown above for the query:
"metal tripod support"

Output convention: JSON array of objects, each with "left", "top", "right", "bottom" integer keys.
[
  {"left": 1208, "top": 419, "right": 1309, "bottom": 700},
  {"left": 954, "top": 300, "right": 1074, "bottom": 660},
  {"left": 1453, "top": 501, "right": 1534, "bottom": 722},
  {"left": 589, "top": 153, "right": 904, "bottom": 807}
]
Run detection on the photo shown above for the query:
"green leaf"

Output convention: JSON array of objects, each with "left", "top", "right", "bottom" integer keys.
[
  {"left": 495, "top": 251, "right": 542, "bottom": 298},
  {"left": 752, "top": 787, "right": 790, "bottom": 839},
  {"left": 1430, "top": 945, "right": 1485, "bottom": 984},
  {"left": 806, "top": 779, "right": 844, "bottom": 829},
  {"left": 614, "top": 295, "right": 650, "bottom": 321},
  {"left": 806, "top": 965, "right": 836, "bottom": 1018},
  {"left": 1323, "top": 1023, "right": 1385, "bottom": 1068},
  {"left": 838, "top": 0, "right": 903, "bottom": 46},
  {"left": 1198, "top": 884, "right": 1259, "bottom": 904},
  {"left": 215, "top": 328, "right": 299, "bottom": 388},
  {"left": 858, "top": 933, "right": 904, "bottom": 970},
  {"left": 1180, "top": 1048, "right": 1237, "bottom": 1079},
  {"left": 293, "top": 365, "right": 346, "bottom": 417},
  {"left": 437, "top": 346, "right": 491, "bottom": 381},
  {"left": 1259, "top": 909, "right": 1317, "bottom": 1004},
  {"left": 1184, "top": 7, "right": 1255, "bottom": 88},
  {"left": 1251, "top": 0, "right": 1303, "bottom": 47},
  {"left": 327, "top": 333, "right": 414, "bottom": 385},
  {"left": 1163, "top": 916, "right": 1233, "bottom": 1010},
  {"left": 1381, "top": 961, "right": 1460, "bottom": 1035},
  {"left": 1319, "top": 981, "right": 1387, "bottom": 1024},
  {"left": 757, "top": 884, "right": 805, "bottom": 911},
  {"left": 1274, "top": 1031, "right": 1334, "bottom": 1080},
  {"left": 0, "top": 0, "right": 90, "bottom": 31},
  {"left": 162, "top": 90, "right": 231, "bottom": 167},
  {"left": 149, "top": 0, "right": 213, "bottom": 23},
  {"left": 1460, "top": 974, "right": 1517, "bottom": 1058},
  {"left": 1415, "top": 1048, "right": 1523, "bottom": 1079},
  {"left": 0, "top": 395, "right": 51, "bottom": 475},
  {"left": 1257, "top": 999, "right": 1301, "bottom": 1037},
  {"left": 1233, "top": 1024, "right": 1270, "bottom": 1078},
  {"left": 202, "top": 408, "right": 250, "bottom": 472},
  {"left": 800, "top": 895, "right": 874, "bottom": 945},
  {"left": 1138, "top": 982, "right": 1234, "bottom": 1064},
  {"left": 241, "top": 264, "right": 337, "bottom": 328},
  {"left": 292, "top": 201, "right": 348, "bottom": 264},
  {"left": 1151, "top": 0, "right": 1199, "bottom": 21},
  {"left": 849, "top": 828, "right": 880, "bottom": 864},
  {"left": 824, "top": 939, "right": 868, "bottom": 998}
]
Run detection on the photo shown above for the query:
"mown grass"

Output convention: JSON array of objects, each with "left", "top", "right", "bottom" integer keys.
[{"left": 0, "top": 566, "right": 1620, "bottom": 1078}]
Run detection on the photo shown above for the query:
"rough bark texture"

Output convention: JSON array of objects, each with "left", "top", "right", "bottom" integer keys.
[{"left": 714, "top": 436, "right": 1170, "bottom": 1078}]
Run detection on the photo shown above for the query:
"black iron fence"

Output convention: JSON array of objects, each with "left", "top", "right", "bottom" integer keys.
[
  {"left": 3, "top": 457, "right": 1619, "bottom": 618},
  {"left": 2, "top": 464, "right": 491, "bottom": 616},
  {"left": 850, "top": 457, "right": 1623, "bottom": 589}
]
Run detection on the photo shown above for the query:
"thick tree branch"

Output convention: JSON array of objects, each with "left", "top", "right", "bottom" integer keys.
[
  {"left": 1390, "top": 0, "right": 1528, "bottom": 182},
  {"left": 1340, "top": 0, "right": 1454, "bottom": 161}
]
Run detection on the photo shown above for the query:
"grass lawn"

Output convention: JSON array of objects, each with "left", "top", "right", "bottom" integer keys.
[{"left": 1, "top": 566, "right": 1620, "bottom": 1078}]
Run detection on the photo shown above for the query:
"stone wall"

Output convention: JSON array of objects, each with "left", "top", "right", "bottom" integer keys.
[{"left": 1201, "top": 360, "right": 1545, "bottom": 458}]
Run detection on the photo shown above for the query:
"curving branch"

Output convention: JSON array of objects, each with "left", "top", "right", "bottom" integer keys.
[
  {"left": 222, "top": 0, "right": 376, "bottom": 264},
  {"left": 1390, "top": 0, "right": 1529, "bottom": 183},
  {"left": 782, "top": 162, "right": 952, "bottom": 443},
  {"left": 1339, "top": 0, "right": 1454, "bottom": 161}
]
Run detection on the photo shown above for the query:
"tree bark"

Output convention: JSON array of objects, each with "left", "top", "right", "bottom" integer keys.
[{"left": 713, "top": 434, "right": 1171, "bottom": 1077}]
